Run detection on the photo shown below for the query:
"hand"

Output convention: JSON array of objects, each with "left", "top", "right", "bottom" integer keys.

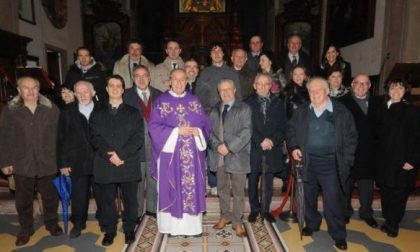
[
  {"left": 108, "top": 151, "right": 124, "bottom": 167},
  {"left": 191, "top": 127, "right": 200, "bottom": 136},
  {"left": 217, "top": 144, "right": 229, "bottom": 156},
  {"left": 402, "top": 162, "right": 414, "bottom": 170},
  {"left": 291, "top": 149, "right": 302, "bottom": 161},
  {"left": 1, "top": 166, "right": 13, "bottom": 175},
  {"left": 260, "top": 138, "right": 274, "bottom": 151},
  {"left": 60, "top": 167, "right": 72, "bottom": 176},
  {"left": 179, "top": 126, "right": 194, "bottom": 136}
]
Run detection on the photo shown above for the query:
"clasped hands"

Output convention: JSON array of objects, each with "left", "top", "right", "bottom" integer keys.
[
  {"left": 108, "top": 151, "right": 124, "bottom": 167},
  {"left": 260, "top": 138, "right": 274, "bottom": 151},
  {"left": 179, "top": 126, "right": 199, "bottom": 136}
]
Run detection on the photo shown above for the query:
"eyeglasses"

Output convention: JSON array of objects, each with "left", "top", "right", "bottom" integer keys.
[{"left": 352, "top": 81, "right": 370, "bottom": 86}]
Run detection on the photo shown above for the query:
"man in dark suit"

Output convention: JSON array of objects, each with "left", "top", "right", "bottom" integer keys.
[
  {"left": 246, "top": 73, "right": 287, "bottom": 223},
  {"left": 278, "top": 34, "right": 313, "bottom": 79},
  {"left": 184, "top": 59, "right": 199, "bottom": 94},
  {"left": 58, "top": 80, "right": 101, "bottom": 238},
  {"left": 123, "top": 65, "right": 162, "bottom": 219},
  {"left": 246, "top": 35, "right": 264, "bottom": 73},
  {"left": 337, "top": 74, "right": 378, "bottom": 228}
]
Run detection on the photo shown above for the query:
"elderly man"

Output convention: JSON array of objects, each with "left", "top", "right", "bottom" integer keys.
[
  {"left": 124, "top": 65, "right": 162, "bottom": 219},
  {"left": 63, "top": 47, "right": 106, "bottom": 103},
  {"left": 337, "top": 74, "right": 378, "bottom": 228},
  {"left": 0, "top": 76, "right": 62, "bottom": 246},
  {"left": 246, "top": 35, "right": 264, "bottom": 73},
  {"left": 196, "top": 42, "right": 241, "bottom": 195},
  {"left": 151, "top": 39, "right": 184, "bottom": 92},
  {"left": 278, "top": 34, "right": 313, "bottom": 78},
  {"left": 113, "top": 39, "right": 155, "bottom": 89},
  {"left": 148, "top": 69, "right": 211, "bottom": 237},
  {"left": 58, "top": 80, "right": 102, "bottom": 238},
  {"left": 231, "top": 48, "right": 255, "bottom": 99},
  {"left": 246, "top": 73, "right": 287, "bottom": 223},
  {"left": 209, "top": 79, "right": 252, "bottom": 237},
  {"left": 184, "top": 58, "right": 199, "bottom": 94},
  {"left": 287, "top": 77, "right": 357, "bottom": 250}
]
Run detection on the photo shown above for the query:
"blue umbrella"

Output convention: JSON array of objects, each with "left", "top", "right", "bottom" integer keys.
[{"left": 53, "top": 175, "right": 72, "bottom": 234}]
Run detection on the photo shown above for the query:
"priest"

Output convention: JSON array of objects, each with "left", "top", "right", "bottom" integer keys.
[{"left": 148, "top": 69, "right": 211, "bottom": 236}]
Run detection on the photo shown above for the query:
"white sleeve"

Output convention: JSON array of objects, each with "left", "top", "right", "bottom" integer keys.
[
  {"left": 194, "top": 128, "right": 207, "bottom": 151},
  {"left": 162, "top": 127, "right": 179, "bottom": 153}
]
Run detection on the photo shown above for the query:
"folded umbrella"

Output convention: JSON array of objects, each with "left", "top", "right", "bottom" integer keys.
[{"left": 53, "top": 174, "right": 72, "bottom": 234}]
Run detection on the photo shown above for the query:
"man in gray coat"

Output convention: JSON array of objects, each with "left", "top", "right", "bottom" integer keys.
[
  {"left": 209, "top": 79, "right": 252, "bottom": 237},
  {"left": 286, "top": 77, "right": 357, "bottom": 251}
]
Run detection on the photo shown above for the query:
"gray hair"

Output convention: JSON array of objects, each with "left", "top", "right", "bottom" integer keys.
[
  {"left": 74, "top": 80, "right": 95, "bottom": 92},
  {"left": 217, "top": 78, "right": 236, "bottom": 90},
  {"left": 17, "top": 76, "right": 40, "bottom": 88},
  {"left": 306, "top": 77, "right": 329, "bottom": 91},
  {"left": 254, "top": 73, "right": 273, "bottom": 84}
]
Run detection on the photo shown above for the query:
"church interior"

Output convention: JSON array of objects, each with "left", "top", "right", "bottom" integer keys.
[{"left": 1, "top": 0, "right": 420, "bottom": 251}]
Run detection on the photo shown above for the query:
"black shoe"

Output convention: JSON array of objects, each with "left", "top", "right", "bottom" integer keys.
[
  {"left": 69, "top": 224, "right": 86, "bottom": 239},
  {"left": 248, "top": 212, "right": 258, "bottom": 223},
  {"left": 334, "top": 239, "right": 348, "bottom": 250},
  {"left": 380, "top": 223, "right": 398, "bottom": 237},
  {"left": 363, "top": 217, "right": 378, "bottom": 228},
  {"left": 46, "top": 224, "right": 63, "bottom": 236},
  {"left": 263, "top": 212, "right": 276, "bottom": 223},
  {"left": 15, "top": 231, "right": 34, "bottom": 246},
  {"left": 145, "top": 211, "right": 157, "bottom": 218},
  {"left": 124, "top": 230, "right": 135, "bottom": 244},
  {"left": 301, "top": 226, "right": 320, "bottom": 236},
  {"left": 102, "top": 232, "right": 116, "bottom": 246}
]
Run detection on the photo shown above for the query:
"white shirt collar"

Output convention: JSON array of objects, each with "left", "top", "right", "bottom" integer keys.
[{"left": 169, "top": 90, "right": 186, "bottom": 98}]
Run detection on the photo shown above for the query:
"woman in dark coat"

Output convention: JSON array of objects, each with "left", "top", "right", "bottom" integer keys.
[
  {"left": 246, "top": 73, "right": 288, "bottom": 223},
  {"left": 282, "top": 65, "right": 309, "bottom": 119},
  {"left": 375, "top": 78, "right": 420, "bottom": 237},
  {"left": 90, "top": 75, "right": 144, "bottom": 245},
  {"left": 317, "top": 44, "right": 352, "bottom": 87}
]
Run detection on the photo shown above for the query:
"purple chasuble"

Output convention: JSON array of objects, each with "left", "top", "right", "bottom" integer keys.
[{"left": 148, "top": 91, "right": 211, "bottom": 218}]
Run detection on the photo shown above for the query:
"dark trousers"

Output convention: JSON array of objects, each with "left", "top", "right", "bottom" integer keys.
[
  {"left": 96, "top": 181, "right": 138, "bottom": 234},
  {"left": 248, "top": 172, "right": 274, "bottom": 213},
  {"left": 70, "top": 175, "right": 92, "bottom": 228},
  {"left": 304, "top": 158, "right": 347, "bottom": 240},
  {"left": 345, "top": 178, "right": 374, "bottom": 220},
  {"left": 380, "top": 185, "right": 411, "bottom": 230},
  {"left": 14, "top": 174, "right": 59, "bottom": 233}
]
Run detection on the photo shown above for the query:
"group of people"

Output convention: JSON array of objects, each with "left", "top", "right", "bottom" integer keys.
[{"left": 0, "top": 34, "right": 419, "bottom": 251}]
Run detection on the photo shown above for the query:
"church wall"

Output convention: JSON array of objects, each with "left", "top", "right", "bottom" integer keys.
[
  {"left": 18, "top": 0, "right": 83, "bottom": 80},
  {"left": 339, "top": 0, "right": 387, "bottom": 77}
]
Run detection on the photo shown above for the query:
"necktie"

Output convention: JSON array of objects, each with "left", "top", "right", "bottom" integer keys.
[
  {"left": 222, "top": 104, "right": 229, "bottom": 123},
  {"left": 172, "top": 62, "right": 177, "bottom": 69},
  {"left": 142, "top": 92, "right": 148, "bottom": 104},
  {"left": 292, "top": 55, "right": 297, "bottom": 66},
  {"left": 261, "top": 97, "right": 269, "bottom": 123}
]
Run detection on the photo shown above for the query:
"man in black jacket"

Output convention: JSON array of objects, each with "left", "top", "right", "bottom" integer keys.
[
  {"left": 246, "top": 73, "right": 287, "bottom": 223},
  {"left": 123, "top": 65, "right": 161, "bottom": 218},
  {"left": 63, "top": 47, "right": 107, "bottom": 103},
  {"left": 287, "top": 77, "right": 357, "bottom": 251},
  {"left": 90, "top": 75, "right": 144, "bottom": 246},
  {"left": 337, "top": 74, "right": 378, "bottom": 228},
  {"left": 57, "top": 80, "right": 101, "bottom": 238}
]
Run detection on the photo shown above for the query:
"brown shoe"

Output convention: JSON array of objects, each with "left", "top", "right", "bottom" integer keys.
[
  {"left": 213, "top": 218, "right": 232, "bottom": 229},
  {"left": 232, "top": 224, "right": 246, "bottom": 237},
  {"left": 15, "top": 231, "right": 33, "bottom": 246}
]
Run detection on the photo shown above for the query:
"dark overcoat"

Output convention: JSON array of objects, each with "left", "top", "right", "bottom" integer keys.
[
  {"left": 375, "top": 101, "right": 420, "bottom": 187},
  {"left": 336, "top": 92, "right": 378, "bottom": 179},
  {"left": 246, "top": 93, "right": 287, "bottom": 174},
  {"left": 57, "top": 101, "right": 101, "bottom": 177},
  {"left": 123, "top": 86, "right": 162, "bottom": 162},
  {"left": 286, "top": 99, "right": 358, "bottom": 189},
  {"left": 90, "top": 103, "right": 144, "bottom": 183}
]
